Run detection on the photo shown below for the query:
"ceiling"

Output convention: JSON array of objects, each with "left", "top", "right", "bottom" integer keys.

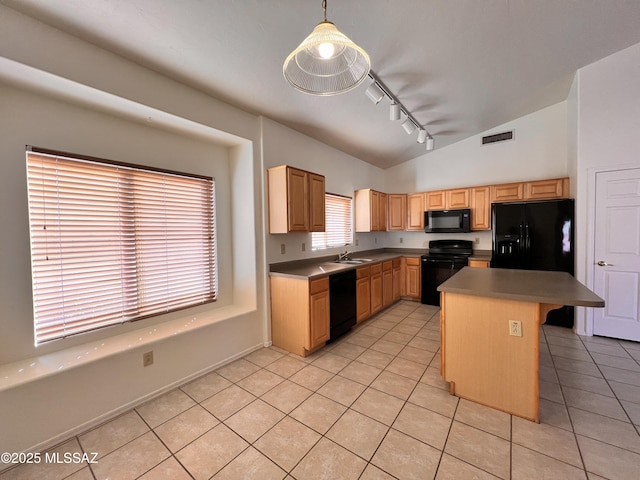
[{"left": 3, "top": 0, "right": 640, "bottom": 169}]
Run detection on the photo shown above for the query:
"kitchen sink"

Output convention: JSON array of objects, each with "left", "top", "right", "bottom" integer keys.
[{"left": 334, "top": 258, "right": 375, "bottom": 264}]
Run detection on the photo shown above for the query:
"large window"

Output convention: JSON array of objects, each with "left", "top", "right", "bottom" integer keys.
[
  {"left": 26, "top": 149, "right": 217, "bottom": 344},
  {"left": 312, "top": 193, "right": 353, "bottom": 250}
]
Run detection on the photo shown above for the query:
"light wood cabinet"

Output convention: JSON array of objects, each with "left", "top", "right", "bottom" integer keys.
[
  {"left": 387, "top": 194, "right": 407, "bottom": 231},
  {"left": 404, "top": 257, "right": 421, "bottom": 300},
  {"left": 446, "top": 188, "right": 470, "bottom": 209},
  {"left": 270, "top": 275, "right": 329, "bottom": 356},
  {"left": 470, "top": 186, "right": 491, "bottom": 230},
  {"left": 469, "top": 259, "right": 490, "bottom": 268},
  {"left": 425, "top": 191, "right": 445, "bottom": 210},
  {"left": 355, "top": 189, "right": 387, "bottom": 232},
  {"left": 356, "top": 266, "right": 371, "bottom": 323},
  {"left": 524, "top": 178, "right": 570, "bottom": 200},
  {"left": 392, "top": 259, "right": 401, "bottom": 301},
  {"left": 406, "top": 193, "right": 426, "bottom": 230},
  {"left": 267, "top": 165, "right": 325, "bottom": 233},
  {"left": 491, "top": 182, "right": 524, "bottom": 203},
  {"left": 370, "top": 262, "right": 383, "bottom": 314},
  {"left": 382, "top": 261, "right": 393, "bottom": 308}
]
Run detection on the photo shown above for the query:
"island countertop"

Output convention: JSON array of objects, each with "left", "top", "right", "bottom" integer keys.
[{"left": 438, "top": 267, "right": 604, "bottom": 307}]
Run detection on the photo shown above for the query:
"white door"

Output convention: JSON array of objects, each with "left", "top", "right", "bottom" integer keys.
[{"left": 593, "top": 168, "right": 640, "bottom": 341}]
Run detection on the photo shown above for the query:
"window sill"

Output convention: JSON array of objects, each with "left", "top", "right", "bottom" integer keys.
[{"left": 0, "top": 304, "right": 255, "bottom": 392}]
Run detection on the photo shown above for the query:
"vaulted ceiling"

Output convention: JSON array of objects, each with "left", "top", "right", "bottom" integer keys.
[{"left": 3, "top": 0, "right": 640, "bottom": 168}]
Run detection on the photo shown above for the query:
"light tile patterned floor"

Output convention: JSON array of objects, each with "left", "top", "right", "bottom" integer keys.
[{"left": 2, "top": 301, "right": 640, "bottom": 480}]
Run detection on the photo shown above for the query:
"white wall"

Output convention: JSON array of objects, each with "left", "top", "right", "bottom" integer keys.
[
  {"left": 573, "top": 41, "right": 640, "bottom": 335},
  {"left": 0, "top": 5, "right": 267, "bottom": 454},
  {"left": 384, "top": 102, "right": 570, "bottom": 251}
]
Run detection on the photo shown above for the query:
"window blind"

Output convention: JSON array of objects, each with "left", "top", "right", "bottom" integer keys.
[
  {"left": 26, "top": 150, "right": 216, "bottom": 344},
  {"left": 312, "top": 193, "right": 352, "bottom": 250}
]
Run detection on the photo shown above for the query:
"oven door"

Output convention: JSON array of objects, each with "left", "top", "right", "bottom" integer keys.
[{"left": 421, "top": 256, "right": 468, "bottom": 305}]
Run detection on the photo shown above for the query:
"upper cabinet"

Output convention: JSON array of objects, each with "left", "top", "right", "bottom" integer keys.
[
  {"left": 387, "top": 194, "right": 407, "bottom": 231},
  {"left": 445, "top": 188, "right": 470, "bottom": 209},
  {"left": 425, "top": 191, "right": 445, "bottom": 210},
  {"left": 406, "top": 193, "right": 426, "bottom": 230},
  {"left": 355, "top": 189, "right": 388, "bottom": 232},
  {"left": 491, "top": 177, "right": 570, "bottom": 203},
  {"left": 470, "top": 186, "right": 491, "bottom": 230},
  {"left": 267, "top": 165, "right": 325, "bottom": 234},
  {"left": 490, "top": 182, "right": 524, "bottom": 203}
]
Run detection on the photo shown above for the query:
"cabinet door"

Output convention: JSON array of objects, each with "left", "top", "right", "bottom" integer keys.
[
  {"left": 370, "top": 263, "right": 383, "bottom": 314},
  {"left": 287, "top": 167, "right": 310, "bottom": 231},
  {"left": 524, "top": 178, "right": 569, "bottom": 200},
  {"left": 470, "top": 186, "right": 491, "bottom": 230},
  {"left": 308, "top": 290, "right": 329, "bottom": 350},
  {"left": 469, "top": 259, "right": 490, "bottom": 268},
  {"left": 446, "top": 188, "right": 470, "bottom": 209},
  {"left": 405, "top": 257, "right": 421, "bottom": 299},
  {"left": 392, "top": 261, "right": 401, "bottom": 301},
  {"left": 382, "top": 261, "right": 393, "bottom": 307},
  {"left": 387, "top": 194, "right": 406, "bottom": 230},
  {"left": 356, "top": 276, "right": 371, "bottom": 323},
  {"left": 379, "top": 192, "right": 388, "bottom": 232},
  {"left": 491, "top": 182, "right": 524, "bottom": 203},
  {"left": 406, "top": 193, "right": 426, "bottom": 230},
  {"left": 426, "top": 191, "right": 446, "bottom": 210},
  {"left": 308, "top": 173, "right": 325, "bottom": 232},
  {"left": 371, "top": 190, "right": 380, "bottom": 231}
]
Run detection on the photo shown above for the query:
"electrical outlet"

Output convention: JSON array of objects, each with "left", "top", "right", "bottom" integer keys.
[
  {"left": 355, "top": 239, "right": 359, "bottom": 246},
  {"left": 142, "top": 351, "right": 154, "bottom": 367},
  {"left": 374, "top": 237, "right": 378, "bottom": 244},
  {"left": 509, "top": 320, "right": 522, "bottom": 337},
  {"left": 302, "top": 242, "right": 306, "bottom": 252},
  {"left": 280, "top": 244, "right": 286, "bottom": 254},
  {"left": 475, "top": 237, "right": 480, "bottom": 244},
  {"left": 400, "top": 237, "right": 404, "bottom": 244}
]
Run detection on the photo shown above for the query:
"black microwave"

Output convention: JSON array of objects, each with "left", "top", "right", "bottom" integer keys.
[{"left": 424, "top": 208, "right": 471, "bottom": 233}]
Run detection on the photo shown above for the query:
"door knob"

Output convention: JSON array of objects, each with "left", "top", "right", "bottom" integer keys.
[{"left": 597, "top": 260, "right": 613, "bottom": 266}]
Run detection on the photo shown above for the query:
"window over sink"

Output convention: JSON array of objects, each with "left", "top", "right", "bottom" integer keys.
[{"left": 312, "top": 193, "right": 352, "bottom": 250}]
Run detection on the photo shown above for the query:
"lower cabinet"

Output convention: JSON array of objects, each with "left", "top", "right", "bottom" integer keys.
[
  {"left": 269, "top": 275, "right": 330, "bottom": 356},
  {"left": 404, "top": 257, "right": 422, "bottom": 300},
  {"left": 382, "top": 261, "right": 393, "bottom": 308},
  {"left": 370, "top": 263, "right": 383, "bottom": 314},
  {"left": 392, "top": 259, "right": 401, "bottom": 301},
  {"left": 469, "top": 259, "right": 490, "bottom": 268},
  {"left": 356, "top": 266, "right": 371, "bottom": 323}
]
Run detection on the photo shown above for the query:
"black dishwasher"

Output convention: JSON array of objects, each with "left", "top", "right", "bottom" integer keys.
[{"left": 329, "top": 269, "right": 357, "bottom": 341}]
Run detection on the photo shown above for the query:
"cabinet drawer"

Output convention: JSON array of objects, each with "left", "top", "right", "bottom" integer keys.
[
  {"left": 356, "top": 266, "right": 371, "bottom": 279},
  {"left": 405, "top": 257, "right": 420, "bottom": 266},
  {"left": 309, "top": 277, "right": 329, "bottom": 295},
  {"left": 392, "top": 258, "right": 401, "bottom": 268},
  {"left": 383, "top": 260, "right": 392, "bottom": 271},
  {"left": 370, "top": 263, "right": 382, "bottom": 275},
  {"left": 469, "top": 259, "right": 490, "bottom": 268}
]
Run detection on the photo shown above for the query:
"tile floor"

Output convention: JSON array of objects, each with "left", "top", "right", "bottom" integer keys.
[{"left": 2, "top": 301, "right": 640, "bottom": 480}]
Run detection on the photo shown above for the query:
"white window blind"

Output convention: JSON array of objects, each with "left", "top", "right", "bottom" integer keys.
[
  {"left": 312, "top": 193, "right": 352, "bottom": 250},
  {"left": 26, "top": 150, "right": 216, "bottom": 344}
]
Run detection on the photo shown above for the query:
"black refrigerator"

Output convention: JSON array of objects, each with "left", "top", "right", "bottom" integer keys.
[{"left": 491, "top": 199, "right": 575, "bottom": 326}]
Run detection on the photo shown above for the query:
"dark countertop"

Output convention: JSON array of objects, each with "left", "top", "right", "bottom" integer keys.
[
  {"left": 269, "top": 248, "right": 424, "bottom": 280},
  {"left": 438, "top": 267, "right": 604, "bottom": 307}
]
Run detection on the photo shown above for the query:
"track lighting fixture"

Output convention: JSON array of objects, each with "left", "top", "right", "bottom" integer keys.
[
  {"left": 401, "top": 119, "right": 415, "bottom": 135},
  {"left": 365, "top": 70, "right": 435, "bottom": 151},
  {"left": 390, "top": 102, "right": 401, "bottom": 121},
  {"left": 365, "top": 82, "right": 384, "bottom": 104}
]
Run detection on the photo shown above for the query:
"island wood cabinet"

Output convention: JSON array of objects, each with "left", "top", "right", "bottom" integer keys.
[
  {"left": 403, "top": 257, "right": 422, "bottom": 300},
  {"left": 387, "top": 194, "right": 407, "bottom": 230},
  {"left": 355, "top": 189, "right": 388, "bottom": 232},
  {"left": 269, "top": 275, "right": 329, "bottom": 356},
  {"left": 406, "top": 193, "right": 426, "bottom": 230},
  {"left": 267, "top": 165, "right": 325, "bottom": 234},
  {"left": 356, "top": 266, "right": 371, "bottom": 323}
]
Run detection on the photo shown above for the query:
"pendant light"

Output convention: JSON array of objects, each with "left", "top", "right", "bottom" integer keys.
[{"left": 283, "top": 0, "right": 371, "bottom": 95}]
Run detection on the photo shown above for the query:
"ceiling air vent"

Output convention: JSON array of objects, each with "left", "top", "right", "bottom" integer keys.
[{"left": 482, "top": 130, "right": 514, "bottom": 145}]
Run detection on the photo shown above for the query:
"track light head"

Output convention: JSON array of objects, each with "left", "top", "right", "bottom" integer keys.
[
  {"left": 390, "top": 102, "right": 401, "bottom": 121},
  {"left": 417, "top": 129, "right": 427, "bottom": 144},
  {"left": 426, "top": 136, "right": 435, "bottom": 151},
  {"left": 401, "top": 118, "right": 415, "bottom": 135},
  {"left": 365, "top": 82, "right": 384, "bottom": 104}
]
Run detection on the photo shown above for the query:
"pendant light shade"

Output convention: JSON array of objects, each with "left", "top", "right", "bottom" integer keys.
[{"left": 283, "top": 1, "right": 370, "bottom": 95}]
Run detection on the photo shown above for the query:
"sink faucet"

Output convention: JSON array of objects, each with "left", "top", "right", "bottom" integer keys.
[{"left": 338, "top": 251, "right": 351, "bottom": 261}]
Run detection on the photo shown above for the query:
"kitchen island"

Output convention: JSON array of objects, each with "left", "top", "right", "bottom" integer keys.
[{"left": 438, "top": 267, "right": 604, "bottom": 422}]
